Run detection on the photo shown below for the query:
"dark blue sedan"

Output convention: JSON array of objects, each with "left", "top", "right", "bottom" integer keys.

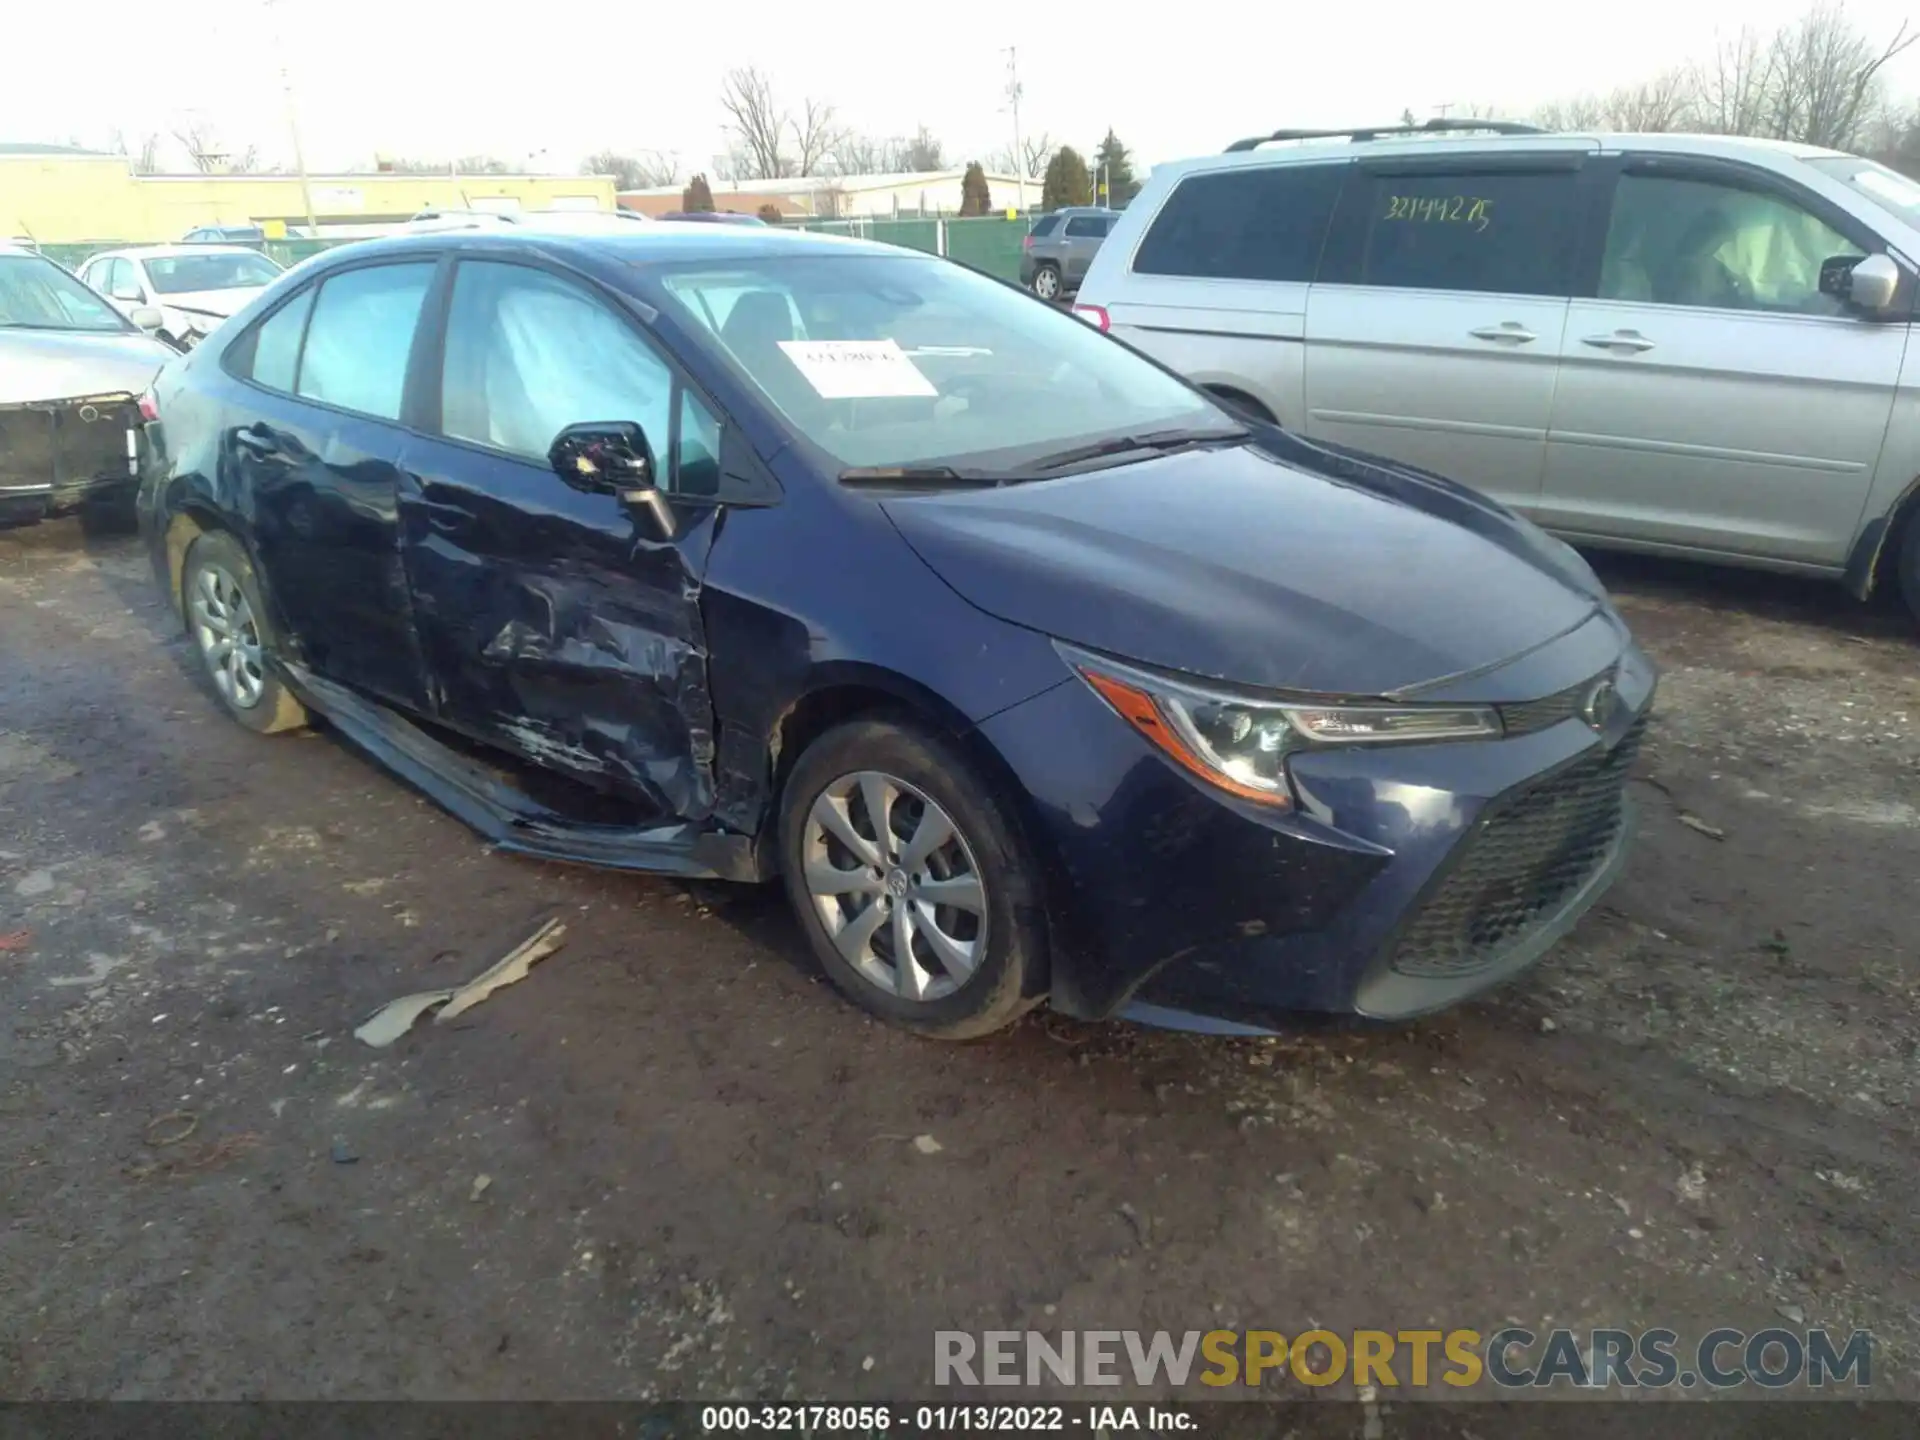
[{"left": 136, "top": 222, "right": 1654, "bottom": 1038}]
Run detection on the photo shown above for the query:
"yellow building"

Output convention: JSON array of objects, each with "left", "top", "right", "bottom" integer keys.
[{"left": 1, "top": 144, "right": 616, "bottom": 244}]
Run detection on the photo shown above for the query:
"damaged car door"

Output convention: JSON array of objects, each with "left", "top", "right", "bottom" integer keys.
[{"left": 397, "top": 257, "right": 722, "bottom": 820}]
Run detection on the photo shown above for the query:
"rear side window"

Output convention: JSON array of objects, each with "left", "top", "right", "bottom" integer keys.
[
  {"left": 1064, "top": 214, "right": 1111, "bottom": 237},
  {"left": 1353, "top": 170, "right": 1576, "bottom": 296},
  {"left": 1133, "top": 164, "right": 1343, "bottom": 283},
  {"left": 244, "top": 289, "right": 314, "bottom": 392},
  {"left": 296, "top": 262, "right": 435, "bottom": 420},
  {"left": 1029, "top": 214, "right": 1063, "bottom": 238}
]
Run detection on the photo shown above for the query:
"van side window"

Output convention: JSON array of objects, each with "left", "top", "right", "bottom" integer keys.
[
  {"left": 1132, "top": 164, "right": 1342, "bottom": 283},
  {"left": 1356, "top": 170, "right": 1576, "bottom": 297},
  {"left": 1600, "top": 173, "right": 1862, "bottom": 315}
]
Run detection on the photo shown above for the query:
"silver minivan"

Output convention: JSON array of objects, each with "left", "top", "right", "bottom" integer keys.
[{"left": 1074, "top": 121, "right": 1920, "bottom": 626}]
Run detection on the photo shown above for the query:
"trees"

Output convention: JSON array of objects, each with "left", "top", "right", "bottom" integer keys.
[
  {"left": 958, "top": 162, "right": 992, "bottom": 217},
  {"left": 1041, "top": 146, "right": 1093, "bottom": 209},
  {"left": 991, "top": 132, "right": 1053, "bottom": 181},
  {"left": 682, "top": 174, "right": 716, "bottom": 213},
  {"left": 903, "top": 125, "right": 945, "bottom": 172},
  {"left": 1092, "top": 129, "right": 1139, "bottom": 205},
  {"left": 581, "top": 150, "right": 679, "bottom": 190},
  {"left": 719, "top": 66, "right": 845, "bottom": 178},
  {"left": 757, "top": 203, "right": 785, "bottom": 224}
]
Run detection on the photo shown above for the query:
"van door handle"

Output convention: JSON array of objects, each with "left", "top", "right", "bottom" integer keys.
[
  {"left": 1469, "top": 322, "right": 1537, "bottom": 344},
  {"left": 1581, "top": 330, "right": 1656, "bottom": 353}
]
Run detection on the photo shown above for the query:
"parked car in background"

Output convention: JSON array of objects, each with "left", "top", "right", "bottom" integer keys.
[
  {"left": 140, "top": 224, "right": 1652, "bottom": 1040},
  {"left": 1076, "top": 120, "right": 1920, "bottom": 626},
  {"left": 657, "top": 211, "right": 768, "bottom": 225},
  {"left": 1, "top": 244, "right": 172, "bottom": 527},
  {"left": 1022, "top": 206, "right": 1116, "bottom": 299},
  {"left": 80, "top": 245, "right": 284, "bottom": 350},
  {"left": 183, "top": 224, "right": 267, "bottom": 244}
]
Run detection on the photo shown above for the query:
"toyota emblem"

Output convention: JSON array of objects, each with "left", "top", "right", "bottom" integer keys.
[{"left": 1579, "top": 676, "right": 1618, "bottom": 732}]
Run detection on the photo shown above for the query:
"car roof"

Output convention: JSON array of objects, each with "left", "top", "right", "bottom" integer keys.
[
  {"left": 300, "top": 222, "right": 908, "bottom": 273},
  {"left": 90, "top": 243, "right": 274, "bottom": 261},
  {"left": 1156, "top": 129, "right": 1853, "bottom": 184}
]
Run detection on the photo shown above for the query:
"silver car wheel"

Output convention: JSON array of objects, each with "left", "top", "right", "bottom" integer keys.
[
  {"left": 190, "top": 563, "right": 266, "bottom": 710},
  {"left": 801, "top": 770, "right": 988, "bottom": 1003},
  {"left": 1032, "top": 266, "right": 1060, "bottom": 300}
]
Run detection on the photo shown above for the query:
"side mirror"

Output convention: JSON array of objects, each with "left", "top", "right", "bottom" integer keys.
[
  {"left": 130, "top": 305, "right": 165, "bottom": 332},
  {"left": 113, "top": 284, "right": 145, "bottom": 303},
  {"left": 1822, "top": 252, "right": 1900, "bottom": 313},
  {"left": 547, "top": 421, "right": 675, "bottom": 538}
]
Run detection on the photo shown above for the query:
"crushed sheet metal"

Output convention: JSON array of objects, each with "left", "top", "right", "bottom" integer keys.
[{"left": 354, "top": 919, "right": 568, "bottom": 1048}]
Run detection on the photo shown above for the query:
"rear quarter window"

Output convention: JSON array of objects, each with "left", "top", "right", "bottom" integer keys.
[
  {"left": 1132, "top": 164, "right": 1344, "bottom": 282},
  {"left": 1029, "top": 214, "right": 1064, "bottom": 238}
]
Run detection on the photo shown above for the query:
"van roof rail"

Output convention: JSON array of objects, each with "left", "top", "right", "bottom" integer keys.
[{"left": 1224, "top": 119, "right": 1549, "bottom": 152}]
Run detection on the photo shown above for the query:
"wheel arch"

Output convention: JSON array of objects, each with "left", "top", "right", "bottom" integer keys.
[{"left": 1855, "top": 472, "right": 1920, "bottom": 602}]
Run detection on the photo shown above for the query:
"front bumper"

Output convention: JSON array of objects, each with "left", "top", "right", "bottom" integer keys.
[
  {"left": 978, "top": 622, "right": 1656, "bottom": 1026},
  {"left": 0, "top": 393, "right": 142, "bottom": 526}
]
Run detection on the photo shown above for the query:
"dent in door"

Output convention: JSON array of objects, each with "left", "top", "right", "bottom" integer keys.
[{"left": 429, "top": 507, "right": 719, "bottom": 821}]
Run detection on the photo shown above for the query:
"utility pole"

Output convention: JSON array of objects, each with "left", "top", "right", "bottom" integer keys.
[
  {"left": 1003, "top": 47, "right": 1026, "bottom": 213},
  {"left": 264, "top": 0, "right": 317, "bottom": 236}
]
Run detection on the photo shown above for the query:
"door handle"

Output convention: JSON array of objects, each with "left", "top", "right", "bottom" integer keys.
[
  {"left": 233, "top": 424, "right": 277, "bottom": 456},
  {"left": 1581, "top": 330, "right": 1656, "bottom": 353},
  {"left": 1468, "top": 322, "right": 1537, "bottom": 344}
]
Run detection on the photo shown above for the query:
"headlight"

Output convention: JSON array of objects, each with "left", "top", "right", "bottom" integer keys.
[{"left": 1060, "top": 644, "right": 1501, "bottom": 807}]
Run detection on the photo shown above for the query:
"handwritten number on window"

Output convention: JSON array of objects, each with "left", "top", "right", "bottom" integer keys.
[{"left": 1382, "top": 195, "right": 1492, "bottom": 232}]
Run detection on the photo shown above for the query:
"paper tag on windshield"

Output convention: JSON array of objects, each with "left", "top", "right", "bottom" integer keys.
[{"left": 778, "top": 339, "right": 938, "bottom": 399}]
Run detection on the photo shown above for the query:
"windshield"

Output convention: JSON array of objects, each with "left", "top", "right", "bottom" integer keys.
[
  {"left": 0, "top": 255, "right": 130, "bottom": 332},
  {"left": 145, "top": 252, "right": 283, "bottom": 294},
  {"left": 658, "top": 252, "right": 1226, "bottom": 472},
  {"left": 1805, "top": 156, "right": 1920, "bottom": 227}
]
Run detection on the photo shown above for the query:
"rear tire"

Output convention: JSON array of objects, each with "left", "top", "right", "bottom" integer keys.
[
  {"left": 1900, "top": 509, "right": 1920, "bottom": 631},
  {"left": 778, "top": 718, "right": 1046, "bottom": 1039},
  {"left": 1030, "top": 263, "right": 1062, "bottom": 301},
  {"left": 181, "top": 532, "right": 306, "bottom": 735}
]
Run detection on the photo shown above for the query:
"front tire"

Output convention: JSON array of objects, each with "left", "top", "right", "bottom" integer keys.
[
  {"left": 181, "top": 532, "right": 306, "bottom": 734},
  {"left": 778, "top": 718, "right": 1046, "bottom": 1039}
]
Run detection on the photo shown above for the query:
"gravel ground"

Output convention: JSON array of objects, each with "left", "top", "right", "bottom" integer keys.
[{"left": 2, "top": 520, "right": 1915, "bottom": 1405}]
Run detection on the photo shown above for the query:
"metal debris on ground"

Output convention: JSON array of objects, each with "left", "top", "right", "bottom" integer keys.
[
  {"left": 911, "top": 1134, "right": 944, "bottom": 1155},
  {"left": 354, "top": 918, "right": 568, "bottom": 1048},
  {"left": 145, "top": 1111, "right": 199, "bottom": 1147},
  {"left": 1677, "top": 813, "right": 1727, "bottom": 840}
]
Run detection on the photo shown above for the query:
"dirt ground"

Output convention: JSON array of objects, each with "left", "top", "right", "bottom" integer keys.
[{"left": 1, "top": 517, "right": 1915, "bottom": 1405}]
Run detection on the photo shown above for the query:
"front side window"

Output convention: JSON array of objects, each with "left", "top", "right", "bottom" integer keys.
[
  {"left": 1133, "top": 164, "right": 1343, "bottom": 283},
  {"left": 439, "top": 260, "right": 674, "bottom": 470},
  {"left": 661, "top": 252, "right": 1225, "bottom": 472},
  {"left": 1600, "top": 173, "right": 1862, "bottom": 315},
  {"left": 296, "top": 262, "right": 434, "bottom": 421},
  {"left": 146, "top": 251, "right": 283, "bottom": 294},
  {"left": 0, "top": 255, "right": 130, "bottom": 332},
  {"left": 1356, "top": 170, "right": 1576, "bottom": 297}
]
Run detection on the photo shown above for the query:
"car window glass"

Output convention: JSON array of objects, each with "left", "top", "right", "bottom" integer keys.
[
  {"left": 106, "top": 259, "right": 135, "bottom": 296},
  {"left": 1133, "top": 164, "right": 1343, "bottom": 282},
  {"left": 146, "top": 252, "right": 282, "bottom": 294},
  {"left": 295, "top": 263, "right": 434, "bottom": 421},
  {"left": 677, "top": 388, "right": 722, "bottom": 497},
  {"left": 1358, "top": 170, "right": 1576, "bottom": 296},
  {"left": 440, "top": 260, "right": 673, "bottom": 463},
  {"left": 1029, "top": 215, "right": 1062, "bottom": 238},
  {"left": 0, "top": 254, "right": 129, "bottom": 331},
  {"left": 1601, "top": 173, "right": 1862, "bottom": 315},
  {"left": 244, "top": 288, "right": 314, "bottom": 392},
  {"left": 1065, "top": 215, "right": 1103, "bottom": 237}
]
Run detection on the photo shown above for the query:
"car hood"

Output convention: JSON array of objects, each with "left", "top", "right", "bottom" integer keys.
[
  {"left": 880, "top": 439, "right": 1606, "bottom": 697},
  {"left": 159, "top": 288, "right": 260, "bottom": 321},
  {"left": 0, "top": 329, "right": 171, "bottom": 406}
]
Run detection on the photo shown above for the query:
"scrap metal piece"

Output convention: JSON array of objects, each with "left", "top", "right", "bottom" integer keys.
[{"left": 352, "top": 919, "right": 567, "bottom": 1048}]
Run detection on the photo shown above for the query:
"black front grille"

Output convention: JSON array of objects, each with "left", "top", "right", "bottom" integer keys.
[
  {"left": 1499, "top": 673, "right": 1603, "bottom": 737},
  {"left": 1389, "top": 718, "right": 1644, "bottom": 979},
  {"left": 0, "top": 394, "right": 138, "bottom": 494}
]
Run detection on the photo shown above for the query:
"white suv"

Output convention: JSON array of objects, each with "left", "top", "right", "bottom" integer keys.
[{"left": 1074, "top": 120, "right": 1920, "bottom": 624}]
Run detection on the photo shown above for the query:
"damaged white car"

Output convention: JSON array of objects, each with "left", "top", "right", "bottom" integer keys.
[
  {"left": 1, "top": 245, "right": 174, "bottom": 527},
  {"left": 78, "top": 244, "right": 284, "bottom": 351}
]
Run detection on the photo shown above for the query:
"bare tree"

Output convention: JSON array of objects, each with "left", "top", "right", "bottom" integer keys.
[
  {"left": 903, "top": 124, "right": 945, "bottom": 172},
  {"left": 1693, "top": 28, "right": 1775, "bottom": 135},
  {"left": 992, "top": 130, "right": 1054, "bottom": 179},
  {"left": 172, "top": 121, "right": 231, "bottom": 173},
  {"left": 830, "top": 134, "right": 894, "bottom": 175},
  {"left": 580, "top": 150, "right": 681, "bottom": 190},
  {"left": 632, "top": 150, "right": 682, "bottom": 187},
  {"left": 1603, "top": 68, "right": 1696, "bottom": 131},
  {"left": 719, "top": 66, "right": 792, "bottom": 179},
  {"left": 795, "top": 98, "right": 845, "bottom": 178},
  {"left": 1533, "top": 94, "right": 1609, "bottom": 130},
  {"left": 1766, "top": 2, "right": 1915, "bottom": 149},
  {"left": 108, "top": 129, "right": 165, "bottom": 174}
]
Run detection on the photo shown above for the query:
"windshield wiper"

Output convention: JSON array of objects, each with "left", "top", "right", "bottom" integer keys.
[
  {"left": 837, "top": 465, "right": 1003, "bottom": 491},
  {"left": 1023, "top": 426, "right": 1249, "bottom": 475}
]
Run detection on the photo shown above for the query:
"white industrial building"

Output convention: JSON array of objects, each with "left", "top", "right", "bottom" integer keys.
[{"left": 618, "top": 170, "right": 1033, "bottom": 220}]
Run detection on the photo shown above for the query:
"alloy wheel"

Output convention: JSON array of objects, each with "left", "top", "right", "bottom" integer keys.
[
  {"left": 1032, "top": 267, "right": 1060, "bottom": 300},
  {"left": 800, "top": 770, "right": 988, "bottom": 1003},
  {"left": 190, "top": 563, "right": 266, "bottom": 710}
]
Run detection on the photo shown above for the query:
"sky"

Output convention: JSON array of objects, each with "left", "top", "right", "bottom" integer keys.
[{"left": 6, "top": 0, "right": 1920, "bottom": 177}]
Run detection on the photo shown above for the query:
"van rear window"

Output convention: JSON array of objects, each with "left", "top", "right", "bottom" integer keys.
[{"left": 1133, "top": 164, "right": 1343, "bottom": 283}]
